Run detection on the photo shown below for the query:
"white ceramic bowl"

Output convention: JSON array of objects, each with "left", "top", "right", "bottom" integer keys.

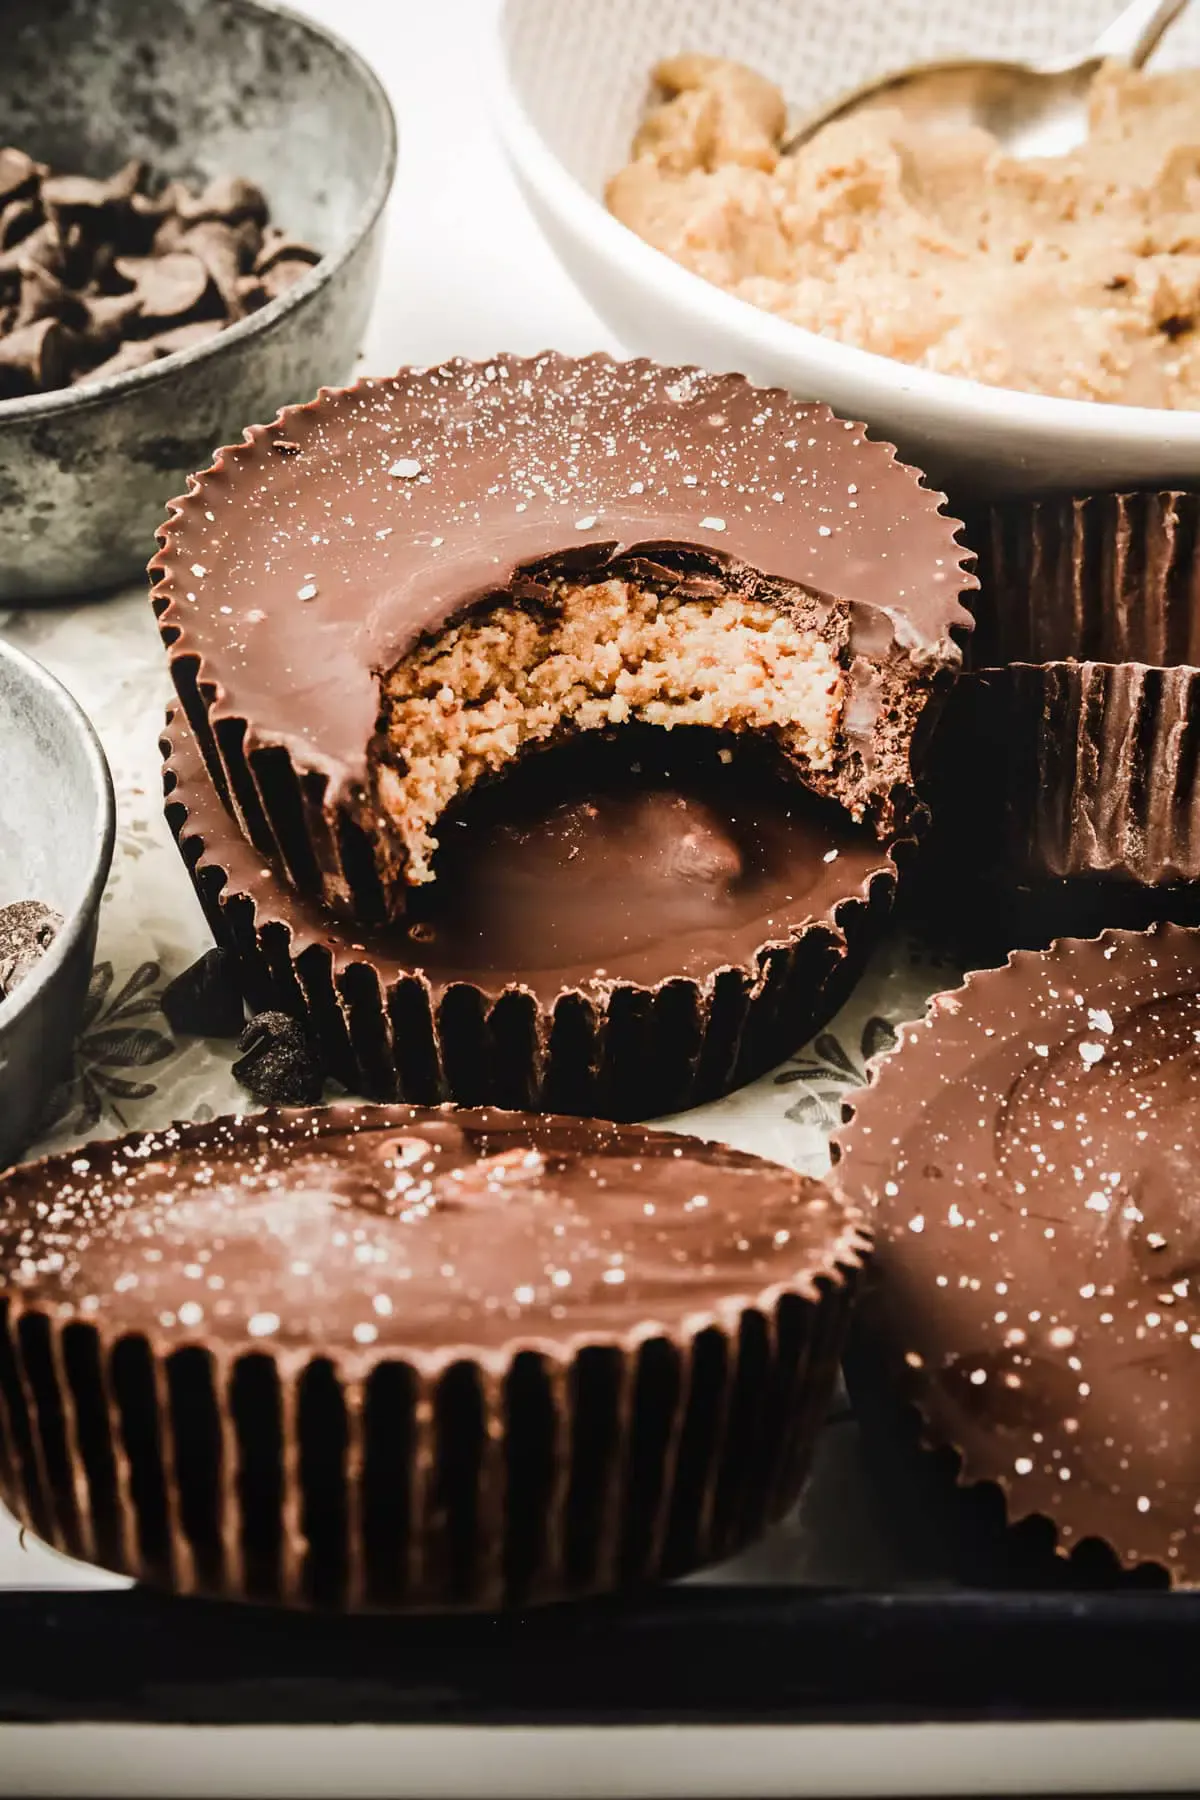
[{"left": 488, "top": 0, "right": 1200, "bottom": 496}]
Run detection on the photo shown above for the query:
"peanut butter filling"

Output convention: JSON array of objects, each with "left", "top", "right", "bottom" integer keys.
[{"left": 372, "top": 574, "right": 850, "bottom": 892}]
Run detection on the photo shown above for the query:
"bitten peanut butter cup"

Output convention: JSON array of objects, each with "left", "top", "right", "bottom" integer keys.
[
  {"left": 150, "top": 353, "right": 972, "bottom": 919},
  {"left": 0, "top": 1103, "right": 866, "bottom": 1609},
  {"left": 928, "top": 491, "right": 1200, "bottom": 897},
  {"left": 151, "top": 354, "right": 971, "bottom": 1112},
  {"left": 831, "top": 924, "right": 1200, "bottom": 1587}
]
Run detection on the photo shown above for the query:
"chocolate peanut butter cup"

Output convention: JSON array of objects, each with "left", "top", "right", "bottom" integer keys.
[
  {"left": 150, "top": 353, "right": 971, "bottom": 917},
  {"left": 926, "top": 492, "right": 1200, "bottom": 926},
  {"left": 163, "top": 708, "right": 900, "bottom": 1117},
  {"left": 831, "top": 924, "right": 1200, "bottom": 1586},
  {"left": 0, "top": 1103, "right": 867, "bottom": 1609},
  {"left": 151, "top": 355, "right": 971, "bottom": 1111}
]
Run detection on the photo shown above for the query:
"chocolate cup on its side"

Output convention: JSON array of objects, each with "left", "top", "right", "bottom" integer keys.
[
  {"left": 0, "top": 1103, "right": 868, "bottom": 1609},
  {"left": 162, "top": 711, "right": 901, "bottom": 1121},
  {"left": 921, "top": 493, "right": 1200, "bottom": 946}
]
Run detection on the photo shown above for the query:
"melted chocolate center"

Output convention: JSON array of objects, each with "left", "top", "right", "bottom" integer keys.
[
  {"left": 403, "top": 729, "right": 884, "bottom": 987},
  {"left": 169, "top": 722, "right": 893, "bottom": 1000}
]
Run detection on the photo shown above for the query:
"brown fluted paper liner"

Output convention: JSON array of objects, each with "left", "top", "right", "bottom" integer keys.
[
  {"left": 161, "top": 710, "right": 899, "bottom": 1121},
  {"left": 930, "top": 491, "right": 1200, "bottom": 888}
]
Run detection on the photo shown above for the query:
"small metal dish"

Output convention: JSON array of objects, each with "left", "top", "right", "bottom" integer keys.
[
  {"left": 0, "top": 0, "right": 396, "bottom": 600},
  {"left": 0, "top": 639, "right": 115, "bottom": 1167}
]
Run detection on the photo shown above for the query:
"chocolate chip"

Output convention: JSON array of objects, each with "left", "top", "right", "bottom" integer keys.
[
  {"left": 150, "top": 318, "right": 226, "bottom": 355},
  {"left": 77, "top": 338, "right": 159, "bottom": 382},
  {"left": 254, "top": 229, "right": 321, "bottom": 276},
  {"left": 0, "top": 196, "right": 40, "bottom": 252},
  {"left": 259, "top": 258, "right": 314, "bottom": 302},
  {"left": 0, "top": 901, "right": 63, "bottom": 1002},
  {"left": 178, "top": 219, "right": 249, "bottom": 315},
  {"left": 80, "top": 288, "right": 143, "bottom": 350},
  {"left": 13, "top": 262, "right": 78, "bottom": 330},
  {"left": 232, "top": 1011, "right": 325, "bottom": 1105},
  {"left": 178, "top": 175, "right": 268, "bottom": 229},
  {"left": 161, "top": 948, "right": 246, "bottom": 1039},
  {"left": 113, "top": 250, "right": 212, "bottom": 323},
  {"left": 0, "top": 220, "right": 63, "bottom": 278},
  {"left": 0, "top": 148, "right": 40, "bottom": 209},
  {"left": 41, "top": 158, "right": 143, "bottom": 218},
  {"left": 235, "top": 275, "right": 269, "bottom": 313}
]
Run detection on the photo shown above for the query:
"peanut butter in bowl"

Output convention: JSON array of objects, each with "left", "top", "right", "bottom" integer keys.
[{"left": 607, "top": 54, "right": 1200, "bottom": 407}]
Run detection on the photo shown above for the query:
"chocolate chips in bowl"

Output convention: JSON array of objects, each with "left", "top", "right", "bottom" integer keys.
[
  {"left": 154, "top": 354, "right": 975, "bottom": 1119},
  {"left": 0, "top": 147, "right": 318, "bottom": 397},
  {"left": 0, "top": 0, "right": 396, "bottom": 599}
]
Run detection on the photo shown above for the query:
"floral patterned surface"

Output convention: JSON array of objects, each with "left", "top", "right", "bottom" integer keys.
[{"left": 0, "top": 583, "right": 963, "bottom": 1588}]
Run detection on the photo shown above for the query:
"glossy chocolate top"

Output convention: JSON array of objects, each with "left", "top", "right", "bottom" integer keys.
[
  {"left": 150, "top": 355, "right": 973, "bottom": 797},
  {"left": 0, "top": 1104, "right": 865, "bottom": 1364},
  {"left": 165, "top": 718, "right": 896, "bottom": 1001},
  {"left": 832, "top": 924, "right": 1200, "bottom": 1585}
]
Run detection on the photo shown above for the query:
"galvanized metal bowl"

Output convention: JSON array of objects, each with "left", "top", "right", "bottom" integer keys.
[
  {"left": 0, "top": 639, "right": 115, "bottom": 1168},
  {"left": 0, "top": 0, "right": 396, "bottom": 601}
]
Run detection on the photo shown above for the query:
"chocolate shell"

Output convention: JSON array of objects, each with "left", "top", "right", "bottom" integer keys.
[
  {"left": 928, "top": 491, "right": 1200, "bottom": 895},
  {"left": 163, "top": 708, "right": 901, "bottom": 1120},
  {"left": 0, "top": 1102, "right": 867, "bottom": 1608},
  {"left": 831, "top": 923, "right": 1200, "bottom": 1586},
  {"left": 149, "top": 353, "right": 974, "bottom": 920}
]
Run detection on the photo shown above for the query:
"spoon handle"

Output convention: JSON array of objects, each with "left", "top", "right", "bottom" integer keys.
[{"left": 1090, "top": 0, "right": 1190, "bottom": 67}]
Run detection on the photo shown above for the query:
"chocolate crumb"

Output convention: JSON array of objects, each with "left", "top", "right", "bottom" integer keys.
[
  {"left": 232, "top": 1010, "right": 325, "bottom": 1104},
  {"left": 161, "top": 948, "right": 246, "bottom": 1040},
  {"left": 0, "top": 901, "right": 63, "bottom": 1002}
]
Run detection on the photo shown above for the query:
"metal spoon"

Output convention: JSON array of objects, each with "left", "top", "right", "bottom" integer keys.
[{"left": 782, "top": 0, "right": 1190, "bottom": 159}]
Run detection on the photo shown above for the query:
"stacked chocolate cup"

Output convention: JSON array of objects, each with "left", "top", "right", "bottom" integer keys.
[
  {"left": 832, "top": 488, "right": 1200, "bottom": 1589},
  {"left": 152, "top": 353, "right": 973, "bottom": 1121}
]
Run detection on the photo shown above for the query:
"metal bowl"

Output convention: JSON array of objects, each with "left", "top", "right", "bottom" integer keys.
[
  {"left": 0, "top": 0, "right": 396, "bottom": 600},
  {"left": 0, "top": 639, "right": 115, "bottom": 1168}
]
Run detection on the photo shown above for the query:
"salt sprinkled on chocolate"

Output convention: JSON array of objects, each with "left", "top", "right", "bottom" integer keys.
[
  {"left": 0, "top": 1103, "right": 866, "bottom": 1358},
  {"left": 833, "top": 923, "right": 1200, "bottom": 1586}
]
